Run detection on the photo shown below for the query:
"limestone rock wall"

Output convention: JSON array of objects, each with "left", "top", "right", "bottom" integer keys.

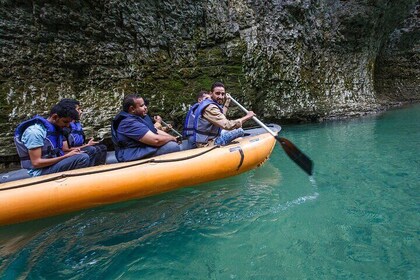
[
  {"left": 0, "top": 0, "right": 418, "bottom": 161},
  {"left": 374, "top": 3, "right": 420, "bottom": 102}
]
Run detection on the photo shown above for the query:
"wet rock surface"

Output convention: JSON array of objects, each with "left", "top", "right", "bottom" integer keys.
[{"left": 0, "top": 0, "right": 418, "bottom": 163}]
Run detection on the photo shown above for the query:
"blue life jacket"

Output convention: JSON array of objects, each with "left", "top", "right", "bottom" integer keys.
[
  {"left": 193, "top": 99, "right": 223, "bottom": 145},
  {"left": 111, "top": 111, "right": 158, "bottom": 162},
  {"left": 183, "top": 103, "right": 200, "bottom": 138},
  {"left": 14, "top": 116, "right": 64, "bottom": 169},
  {"left": 143, "top": 114, "right": 155, "bottom": 128},
  {"left": 65, "top": 122, "right": 85, "bottom": 147}
]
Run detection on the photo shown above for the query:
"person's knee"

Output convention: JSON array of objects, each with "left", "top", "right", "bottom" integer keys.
[
  {"left": 99, "top": 144, "right": 108, "bottom": 152},
  {"left": 82, "top": 146, "right": 96, "bottom": 156},
  {"left": 96, "top": 144, "right": 108, "bottom": 156},
  {"left": 215, "top": 128, "right": 244, "bottom": 146},
  {"left": 76, "top": 153, "right": 90, "bottom": 167},
  {"left": 94, "top": 144, "right": 107, "bottom": 153},
  {"left": 155, "top": 141, "right": 181, "bottom": 156},
  {"left": 166, "top": 142, "right": 181, "bottom": 153}
]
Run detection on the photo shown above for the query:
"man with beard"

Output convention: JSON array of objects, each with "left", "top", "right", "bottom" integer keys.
[{"left": 192, "top": 82, "right": 255, "bottom": 148}]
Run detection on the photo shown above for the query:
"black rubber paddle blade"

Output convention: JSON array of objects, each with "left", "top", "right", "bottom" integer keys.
[{"left": 276, "top": 136, "right": 314, "bottom": 176}]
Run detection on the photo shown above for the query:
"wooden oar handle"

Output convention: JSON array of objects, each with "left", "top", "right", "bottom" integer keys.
[{"left": 228, "top": 95, "right": 277, "bottom": 137}]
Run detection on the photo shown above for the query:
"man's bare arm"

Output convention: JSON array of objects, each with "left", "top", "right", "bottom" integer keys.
[
  {"left": 139, "top": 131, "right": 177, "bottom": 147},
  {"left": 28, "top": 147, "right": 84, "bottom": 168}
]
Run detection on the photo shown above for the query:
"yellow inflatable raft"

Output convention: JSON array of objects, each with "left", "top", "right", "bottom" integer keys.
[{"left": 0, "top": 128, "right": 278, "bottom": 226}]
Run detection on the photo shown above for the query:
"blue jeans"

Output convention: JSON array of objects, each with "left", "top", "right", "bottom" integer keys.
[
  {"left": 94, "top": 144, "right": 108, "bottom": 165},
  {"left": 214, "top": 128, "right": 244, "bottom": 146},
  {"left": 40, "top": 153, "right": 90, "bottom": 175},
  {"left": 153, "top": 141, "right": 183, "bottom": 156},
  {"left": 181, "top": 136, "right": 196, "bottom": 151},
  {"left": 82, "top": 144, "right": 107, "bottom": 166},
  {"left": 185, "top": 136, "right": 195, "bottom": 149}
]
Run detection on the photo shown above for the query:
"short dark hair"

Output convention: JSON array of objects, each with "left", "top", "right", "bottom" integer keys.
[
  {"left": 123, "top": 94, "right": 141, "bottom": 112},
  {"left": 49, "top": 102, "right": 79, "bottom": 120},
  {"left": 58, "top": 98, "right": 80, "bottom": 107},
  {"left": 197, "top": 90, "right": 209, "bottom": 100},
  {"left": 211, "top": 82, "right": 225, "bottom": 92},
  {"left": 58, "top": 99, "right": 80, "bottom": 120}
]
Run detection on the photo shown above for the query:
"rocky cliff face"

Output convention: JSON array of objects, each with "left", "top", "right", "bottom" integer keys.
[
  {"left": 374, "top": 3, "right": 419, "bottom": 102},
  {"left": 0, "top": 0, "right": 418, "bottom": 163}
]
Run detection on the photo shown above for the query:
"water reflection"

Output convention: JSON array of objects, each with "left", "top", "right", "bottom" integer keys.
[
  {"left": 4, "top": 106, "right": 419, "bottom": 278},
  {"left": 0, "top": 159, "right": 316, "bottom": 279}
]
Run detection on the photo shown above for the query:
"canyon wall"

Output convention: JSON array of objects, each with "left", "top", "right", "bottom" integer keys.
[{"left": 0, "top": 0, "right": 418, "bottom": 164}]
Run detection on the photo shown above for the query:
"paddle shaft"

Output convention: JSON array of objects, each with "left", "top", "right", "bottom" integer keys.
[
  {"left": 161, "top": 120, "right": 183, "bottom": 138},
  {"left": 229, "top": 98, "right": 277, "bottom": 137},
  {"left": 229, "top": 95, "right": 313, "bottom": 176}
]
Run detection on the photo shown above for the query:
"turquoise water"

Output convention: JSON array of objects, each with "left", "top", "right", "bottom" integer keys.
[{"left": 0, "top": 104, "right": 419, "bottom": 279}]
